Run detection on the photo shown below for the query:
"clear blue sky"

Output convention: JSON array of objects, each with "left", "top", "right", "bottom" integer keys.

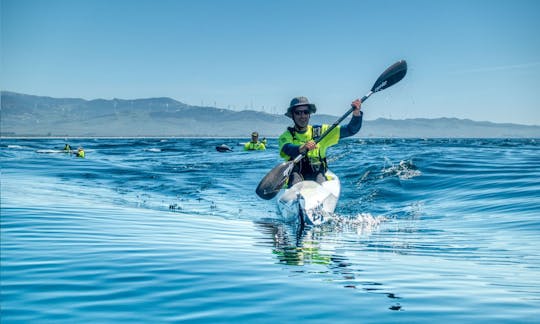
[{"left": 2, "top": 0, "right": 539, "bottom": 125}]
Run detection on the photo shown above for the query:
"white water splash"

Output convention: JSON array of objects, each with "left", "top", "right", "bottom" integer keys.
[
  {"left": 329, "top": 213, "right": 387, "bottom": 235},
  {"left": 382, "top": 159, "right": 421, "bottom": 180}
]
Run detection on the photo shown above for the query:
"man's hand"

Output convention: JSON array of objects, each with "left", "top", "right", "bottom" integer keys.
[
  {"left": 300, "top": 140, "right": 317, "bottom": 154},
  {"left": 352, "top": 99, "right": 362, "bottom": 116}
]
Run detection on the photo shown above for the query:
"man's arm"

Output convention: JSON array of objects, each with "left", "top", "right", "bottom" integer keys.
[
  {"left": 282, "top": 143, "right": 301, "bottom": 158},
  {"left": 339, "top": 99, "right": 363, "bottom": 139},
  {"left": 339, "top": 112, "right": 363, "bottom": 139}
]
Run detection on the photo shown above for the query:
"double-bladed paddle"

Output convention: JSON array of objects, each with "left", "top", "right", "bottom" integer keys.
[{"left": 256, "top": 60, "right": 408, "bottom": 200}]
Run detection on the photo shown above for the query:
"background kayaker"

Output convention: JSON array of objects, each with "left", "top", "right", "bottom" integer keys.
[
  {"left": 74, "top": 147, "right": 85, "bottom": 158},
  {"left": 278, "top": 96, "right": 362, "bottom": 187},
  {"left": 63, "top": 143, "right": 71, "bottom": 152},
  {"left": 244, "top": 131, "right": 266, "bottom": 151}
]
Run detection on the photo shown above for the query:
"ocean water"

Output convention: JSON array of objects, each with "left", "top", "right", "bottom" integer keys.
[{"left": 1, "top": 137, "right": 539, "bottom": 323}]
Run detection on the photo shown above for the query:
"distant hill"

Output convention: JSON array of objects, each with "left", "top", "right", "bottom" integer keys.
[{"left": 1, "top": 91, "right": 539, "bottom": 138}]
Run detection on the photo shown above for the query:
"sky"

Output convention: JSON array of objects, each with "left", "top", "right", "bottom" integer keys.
[{"left": 1, "top": 0, "right": 539, "bottom": 125}]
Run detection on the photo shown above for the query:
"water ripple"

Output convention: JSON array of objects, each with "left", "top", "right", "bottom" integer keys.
[{"left": 2, "top": 138, "right": 539, "bottom": 323}]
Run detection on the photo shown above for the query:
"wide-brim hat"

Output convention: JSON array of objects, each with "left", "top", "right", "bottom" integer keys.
[{"left": 285, "top": 96, "right": 317, "bottom": 118}]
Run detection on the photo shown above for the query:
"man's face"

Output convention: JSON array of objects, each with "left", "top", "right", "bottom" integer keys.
[{"left": 292, "top": 105, "right": 311, "bottom": 128}]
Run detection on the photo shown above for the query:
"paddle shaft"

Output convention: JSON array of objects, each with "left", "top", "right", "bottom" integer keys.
[{"left": 291, "top": 90, "right": 374, "bottom": 164}]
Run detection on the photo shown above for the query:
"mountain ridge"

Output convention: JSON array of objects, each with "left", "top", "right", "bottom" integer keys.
[{"left": 1, "top": 91, "right": 539, "bottom": 138}]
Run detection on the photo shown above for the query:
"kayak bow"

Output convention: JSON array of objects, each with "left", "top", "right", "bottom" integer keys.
[{"left": 276, "top": 170, "right": 340, "bottom": 226}]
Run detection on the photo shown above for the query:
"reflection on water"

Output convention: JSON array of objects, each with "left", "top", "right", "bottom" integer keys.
[
  {"left": 256, "top": 213, "right": 387, "bottom": 266},
  {"left": 254, "top": 214, "right": 403, "bottom": 311},
  {"left": 257, "top": 220, "right": 332, "bottom": 266}
]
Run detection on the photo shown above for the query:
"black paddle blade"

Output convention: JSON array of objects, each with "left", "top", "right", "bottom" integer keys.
[
  {"left": 371, "top": 60, "right": 407, "bottom": 93},
  {"left": 255, "top": 161, "right": 294, "bottom": 200}
]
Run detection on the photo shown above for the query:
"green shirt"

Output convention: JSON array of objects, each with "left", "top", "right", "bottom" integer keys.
[
  {"left": 244, "top": 141, "right": 266, "bottom": 151},
  {"left": 278, "top": 124, "right": 340, "bottom": 162}
]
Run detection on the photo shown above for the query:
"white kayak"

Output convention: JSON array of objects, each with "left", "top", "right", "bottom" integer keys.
[
  {"left": 276, "top": 170, "right": 340, "bottom": 226},
  {"left": 35, "top": 149, "right": 71, "bottom": 154}
]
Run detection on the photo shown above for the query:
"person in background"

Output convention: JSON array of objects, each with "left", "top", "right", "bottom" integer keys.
[
  {"left": 74, "top": 147, "right": 85, "bottom": 158},
  {"left": 244, "top": 131, "right": 266, "bottom": 151},
  {"left": 63, "top": 143, "right": 71, "bottom": 152},
  {"left": 278, "top": 96, "right": 362, "bottom": 187}
]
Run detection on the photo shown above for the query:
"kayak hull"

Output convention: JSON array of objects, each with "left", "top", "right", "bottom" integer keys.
[{"left": 276, "top": 171, "right": 340, "bottom": 226}]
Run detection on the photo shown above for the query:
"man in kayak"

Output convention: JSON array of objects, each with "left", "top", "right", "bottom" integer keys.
[
  {"left": 278, "top": 96, "right": 362, "bottom": 187},
  {"left": 244, "top": 131, "right": 266, "bottom": 151},
  {"left": 74, "top": 147, "right": 85, "bottom": 158}
]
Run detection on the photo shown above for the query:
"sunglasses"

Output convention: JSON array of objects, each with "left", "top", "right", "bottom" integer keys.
[{"left": 294, "top": 110, "right": 311, "bottom": 116}]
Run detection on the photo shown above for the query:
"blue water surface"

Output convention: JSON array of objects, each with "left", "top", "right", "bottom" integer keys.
[{"left": 1, "top": 137, "right": 539, "bottom": 323}]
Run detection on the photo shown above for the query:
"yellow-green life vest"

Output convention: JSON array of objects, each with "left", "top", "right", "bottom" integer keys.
[
  {"left": 244, "top": 141, "right": 266, "bottom": 151},
  {"left": 278, "top": 124, "right": 340, "bottom": 163},
  {"left": 77, "top": 150, "right": 85, "bottom": 158}
]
